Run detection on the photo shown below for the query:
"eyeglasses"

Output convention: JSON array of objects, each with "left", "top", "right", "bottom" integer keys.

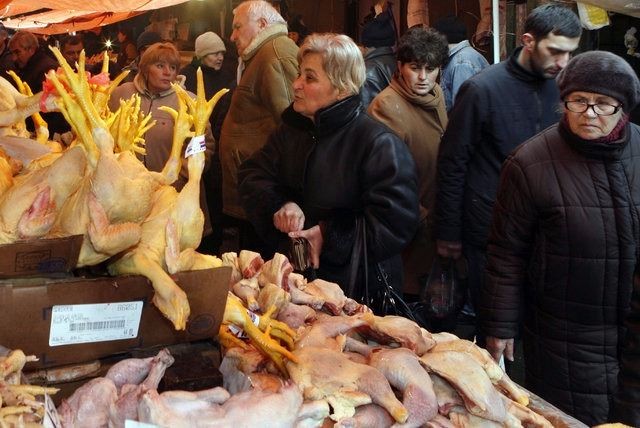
[{"left": 564, "top": 100, "right": 622, "bottom": 116}]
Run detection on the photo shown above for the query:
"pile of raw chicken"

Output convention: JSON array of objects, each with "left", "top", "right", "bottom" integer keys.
[
  {"left": 0, "top": 48, "right": 226, "bottom": 330},
  {"left": 43, "top": 250, "right": 556, "bottom": 428},
  {"left": 0, "top": 348, "right": 58, "bottom": 426}
]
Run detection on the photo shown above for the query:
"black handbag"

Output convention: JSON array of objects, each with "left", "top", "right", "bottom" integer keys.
[{"left": 347, "top": 216, "right": 419, "bottom": 323}]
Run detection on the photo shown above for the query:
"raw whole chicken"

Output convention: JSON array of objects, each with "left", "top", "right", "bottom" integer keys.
[
  {"left": 138, "top": 381, "right": 303, "bottom": 428},
  {"left": 368, "top": 347, "right": 438, "bottom": 427},
  {"left": 107, "top": 73, "right": 227, "bottom": 330},
  {"left": 287, "top": 346, "right": 408, "bottom": 423}
]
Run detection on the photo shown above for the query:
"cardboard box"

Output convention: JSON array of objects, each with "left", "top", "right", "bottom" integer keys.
[
  {"left": 0, "top": 267, "right": 231, "bottom": 369},
  {"left": 0, "top": 235, "right": 83, "bottom": 278}
]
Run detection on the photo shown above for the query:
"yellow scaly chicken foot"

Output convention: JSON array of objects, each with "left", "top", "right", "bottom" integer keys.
[
  {"left": 174, "top": 68, "right": 229, "bottom": 135},
  {"left": 48, "top": 47, "right": 105, "bottom": 133},
  {"left": 222, "top": 293, "right": 298, "bottom": 375},
  {"left": 218, "top": 325, "right": 251, "bottom": 351},
  {"left": 92, "top": 51, "right": 130, "bottom": 117},
  {"left": 6, "top": 71, "right": 49, "bottom": 144},
  {"left": 259, "top": 305, "right": 296, "bottom": 350},
  {"left": 157, "top": 98, "right": 194, "bottom": 186},
  {"left": 108, "top": 252, "right": 190, "bottom": 330},
  {"left": 0, "top": 350, "right": 36, "bottom": 379},
  {"left": 44, "top": 68, "right": 98, "bottom": 167},
  {"left": 109, "top": 95, "right": 154, "bottom": 155}
]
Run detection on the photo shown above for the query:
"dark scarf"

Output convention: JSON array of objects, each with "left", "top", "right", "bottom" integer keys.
[{"left": 559, "top": 114, "right": 630, "bottom": 160}]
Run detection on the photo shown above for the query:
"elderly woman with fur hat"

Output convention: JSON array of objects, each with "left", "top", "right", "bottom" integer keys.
[{"left": 479, "top": 51, "right": 640, "bottom": 426}]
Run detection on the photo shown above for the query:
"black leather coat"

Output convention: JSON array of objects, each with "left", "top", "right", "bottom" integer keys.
[
  {"left": 480, "top": 121, "right": 640, "bottom": 425},
  {"left": 360, "top": 46, "right": 396, "bottom": 108},
  {"left": 238, "top": 95, "right": 419, "bottom": 292}
]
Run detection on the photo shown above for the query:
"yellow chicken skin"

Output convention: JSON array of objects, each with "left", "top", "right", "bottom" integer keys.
[
  {"left": 221, "top": 293, "right": 298, "bottom": 375},
  {"left": 108, "top": 69, "right": 228, "bottom": 330}
]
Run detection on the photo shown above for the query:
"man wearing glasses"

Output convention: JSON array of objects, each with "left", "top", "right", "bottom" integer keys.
[
  {"left": 434, "top": 4, "right": 581, "bottom": 338},
  {"left": 481, "top": 50, "right": 640, "bottom": 426}
]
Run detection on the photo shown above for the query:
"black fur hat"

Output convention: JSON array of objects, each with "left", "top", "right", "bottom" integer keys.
[{"left": 557, "top": 50, "right": 640, "bottom": 113}]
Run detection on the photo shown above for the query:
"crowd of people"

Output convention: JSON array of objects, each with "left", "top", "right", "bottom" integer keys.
[{"left": 1, "top": 0, "right": 639, "bottom": 425}]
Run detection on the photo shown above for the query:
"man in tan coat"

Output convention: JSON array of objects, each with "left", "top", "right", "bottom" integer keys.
[
  {"left": 219, "top": 0, "right": 299, "bottom": 253},
  {"left": 368, "top": 26, "right": 449, "bottom": 298}
]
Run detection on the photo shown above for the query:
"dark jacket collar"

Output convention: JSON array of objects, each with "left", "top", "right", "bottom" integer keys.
[
  {"left": 559, "top": 117, "right": 630, "bottom": 160},
  {"left": 282, "top": 95, "right": 362, "bottom": 137},
  {"left": 506, "top": 46, "right": 548, "bottom": 84}
]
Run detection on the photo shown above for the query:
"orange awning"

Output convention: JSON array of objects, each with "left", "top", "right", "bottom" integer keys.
[{"left": 0, "top": 0, "right": 189, "bottom": 34}]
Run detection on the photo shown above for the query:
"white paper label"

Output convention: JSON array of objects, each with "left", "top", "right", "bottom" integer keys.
[
  {"left": 228, "top": 309, "right": 260, "bottom": 339},
  {"left": 185, "top": 134, "right": 206, "bottom": 158},
  {"left": 49, "top": 301, "right": 143, "bottom": 346},
  {"left": 43, "top": 393, "right": 61, "bottom": 428},
  {"left": 125, "top": 420, "right": 159, "bottom": 428}
]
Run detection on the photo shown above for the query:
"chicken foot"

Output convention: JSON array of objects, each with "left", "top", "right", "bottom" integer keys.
[{"left": 223, "top": 293, "right": 298, "bottom": 375}]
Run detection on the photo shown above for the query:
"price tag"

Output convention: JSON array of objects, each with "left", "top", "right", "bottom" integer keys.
[
  {"left": 185, "top": 134, "right": 206, "bottom": 157},
  {"left": 49, "top": 302, "right": 143, "bottom": 346}
]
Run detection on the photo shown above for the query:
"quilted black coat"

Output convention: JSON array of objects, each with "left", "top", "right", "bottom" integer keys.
[{"left": 480, "top": 121, "right": 640, "bottom": 425}]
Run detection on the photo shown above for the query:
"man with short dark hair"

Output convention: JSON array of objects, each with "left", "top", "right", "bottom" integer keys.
[
  {"left": 434, "top": 4, "right": 582, "bottom": 335},
  {"left": 59, "top": 35, "right": 84, "bottom": 68}
]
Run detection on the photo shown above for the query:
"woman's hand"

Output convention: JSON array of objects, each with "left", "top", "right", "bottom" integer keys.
[
  {"left": 486, "top": 336, "right": 515, "bottom": 363},
  {"left": 273, "top": 202, "right": 305, "bottom": 233},
  {"left": 289, "top": 225, "right": 323, "bottom": 268}
]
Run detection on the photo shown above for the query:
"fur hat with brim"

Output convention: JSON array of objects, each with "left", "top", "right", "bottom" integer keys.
[
  {"left": 195, "top": 32, "right": 226, "bottom": 59},
  {"left": 557, "top": 50, "right": 640, "bottom": 113}
]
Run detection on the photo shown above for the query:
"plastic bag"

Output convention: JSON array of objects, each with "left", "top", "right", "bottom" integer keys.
[{"left": 421, "top": 256, "right": 463, "bottom": 319}]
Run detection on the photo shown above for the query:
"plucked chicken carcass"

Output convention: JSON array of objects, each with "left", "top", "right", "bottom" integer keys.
[
  {"left": 429, "top": 338, "right": 529, "bottom": 406},
  {"left": 138, "top": 381, "right": 303, "bottom": 428},
  {"left": 419, "top": 350, "right": 518, "bottom": 426},
  {"left": 368, "top": 347, "right": 438, "bottom": 427},
  {"left": 42, "top": 48, "right": 173, "bottom": 267},
  {"left": 108, "top": 349, "right": 175, "bottom": 427},
  {"left": 287, "top": 346, "right": 408, "bottom": 423},
  {"left": 106, "top": 71, "right": 228, "bottom": 330},
  {"left": 57, "top": 349, "right": 173, "bottom": 428}
]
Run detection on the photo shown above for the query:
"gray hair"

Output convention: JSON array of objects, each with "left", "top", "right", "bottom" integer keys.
[
  {"left": 234, "top": 1, "right": 286, "bottom": 26},
  {"left": 298, "top": 33, "right": 365, "bottom": 96}
]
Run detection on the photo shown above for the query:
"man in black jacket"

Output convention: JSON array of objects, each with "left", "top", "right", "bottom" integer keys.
[{"left": 434, "top": 4, "right": 581, "bottom": 334}]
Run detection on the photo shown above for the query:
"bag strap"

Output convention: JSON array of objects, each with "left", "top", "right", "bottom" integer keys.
[{"left": 347, "top": 216, "right": 365, "bottom": 298}]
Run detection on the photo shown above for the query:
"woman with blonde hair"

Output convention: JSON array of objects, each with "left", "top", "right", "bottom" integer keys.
[{"left": 239, "top": 33, "right": 419, "bottom": 304}]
